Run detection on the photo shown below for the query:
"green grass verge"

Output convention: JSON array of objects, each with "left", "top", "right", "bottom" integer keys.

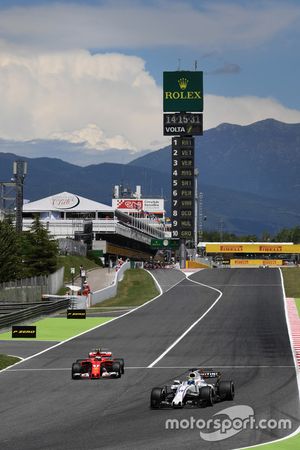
[
  {"left": 244, "top": 433, "right": 300, "bottom": 449},
  {"left": 281, "top": 267, "right": 300, "bottom": 298},
  {"left": 95, "top": 269, "right": 159, "bottom": 307},
  {"left": 0, "top": 317, "right": 113, "bottom": 341},
  {"left": 295, "top": 298, "right": 300, "bottom": 316},
  {"left": 57, "top": 255, "right": 101, "bottom": 283},
  {"left": 0, "top": 354, "right": 21, "bottom": 369}
]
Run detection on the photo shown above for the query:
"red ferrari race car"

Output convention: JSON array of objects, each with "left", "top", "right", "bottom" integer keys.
[{"left": 71, "top": 348, "right": 125, "bottom": 380}]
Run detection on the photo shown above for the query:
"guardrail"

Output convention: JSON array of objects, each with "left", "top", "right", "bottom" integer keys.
[{"left": 0, "top": 298, "right": 70, "bottom": 329}]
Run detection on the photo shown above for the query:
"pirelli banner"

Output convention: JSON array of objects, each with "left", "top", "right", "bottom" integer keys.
[
  {"left": 12, "top": 325, "right": 36, "bottom": 338},
  {"left": 230, "top": 259, "right": 282, "bottom": 267},
  {"left": 206, "top": 244, "right": 300, "bottom": 254},
  {"left": 67, "top": 309, "right": 86, "bottom": 319}
]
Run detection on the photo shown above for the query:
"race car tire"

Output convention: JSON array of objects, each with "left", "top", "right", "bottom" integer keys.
[
  {"left": 218, "top": 381, "right": 235, "bottom": 400},
  {"left": 163, "top": 386, "right": 174, "bottom": 395},
  {"left": 199, "top": 386, "right": 213, "bottom": 406},
  {"left": 71, "top": 362, "right": 82, "bottom": 379},
  {"left": 76, "top": 359, "right": 85, "bottom": 363},
  {"left": 100, "top": 365, "right": 106, "bottom": 376},
  {"left": 150, "top": 387, "right": 163, "bottom": 409},
  {"left": 114, "top": 358, "right": 125, "bottom": 374},
  {"left": 112, "top": 361, "right": 121, "bottom": 378}
]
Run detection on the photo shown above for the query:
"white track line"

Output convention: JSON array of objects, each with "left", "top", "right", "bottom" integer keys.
[
  {"left": 236, "top": 268, "right": 300, "bottom": 450},
  {"left": 6, "top": 365, "right": 295, "bottom": 372},
  {"left": 7, "top": 368, "right": 70, "bottom": 371},
  {"left": 148, "top": 274, "right": 223, "bottom": 368},
  {"left": 0, "top": 273, "right": 184, "bottom": 374},
  {"left": 208, "top": 284, "right": 281, "bottom": 287},
  {"left": 0, "top": 340, "right": 60, "bottom": 343}
]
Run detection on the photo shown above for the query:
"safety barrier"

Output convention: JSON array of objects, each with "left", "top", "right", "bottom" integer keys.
[
  {"left": 0, "top": 298, "right": 70, "bottom": 329},
  {"left": 90, "top": 261, "right": 130, "bottom": 306},
  {"left": 186, "top": 260, "right": 210, "bottom": 269}
]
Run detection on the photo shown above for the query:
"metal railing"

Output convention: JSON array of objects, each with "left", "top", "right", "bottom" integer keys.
[{"left": 0, "top": 298, "right": 70, "bottom": 329}]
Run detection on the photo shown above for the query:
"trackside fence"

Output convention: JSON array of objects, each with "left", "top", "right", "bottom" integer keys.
[{"left": 0, "top": 267, "right": 64, "bottom": 303}]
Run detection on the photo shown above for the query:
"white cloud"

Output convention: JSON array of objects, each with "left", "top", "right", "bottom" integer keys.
[
  {"left": 51, "top": 124, "right": 135, "bottom": 151},
  {"left": 0, "top": 45, "right": 300, "bottom": 156},
  {"left": 0, "top": 1, "right": 299, "bottom": 51},
  {"left": 0, "top": 0, "right": 299, "bottom": 165},
  {"left": 205, "top": 94, "right": 300, "bottom": 130},
  {"left": 0, "top": 48, "right": 167, "bottom": 151}
]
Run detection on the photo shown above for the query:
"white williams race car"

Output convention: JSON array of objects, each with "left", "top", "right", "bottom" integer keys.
[{"left": 150, "top": 369, "right": 234, "bottom": 409}]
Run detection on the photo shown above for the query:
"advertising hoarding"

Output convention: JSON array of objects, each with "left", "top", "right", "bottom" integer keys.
[
  {"left": 230, "top": 260, "right": 283, "bottom": 266},
  {"left": 112, "top": 198, "right": 164, "bottom": 213},
  {"left": 163, "top": 71, "right": 203, "bottom": 112},
  {"left": 206, "top": 244, "right": 300, "bottom": 253}
]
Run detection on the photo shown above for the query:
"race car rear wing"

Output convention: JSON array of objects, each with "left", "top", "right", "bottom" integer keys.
[
  {"left": 189, "top": 368, "right": 221, "bottom": 379},
  {"left": 201, "top": 370, "right": 221, "bottom": 379}
]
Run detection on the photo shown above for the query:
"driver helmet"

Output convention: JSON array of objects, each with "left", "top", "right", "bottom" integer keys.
[{"left": 188, "top": 372, "right": 195, "bottom": 384}]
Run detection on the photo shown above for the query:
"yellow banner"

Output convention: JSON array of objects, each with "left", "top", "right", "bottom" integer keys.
[
  {"left": 206, "top": 244, "right": 300, "bottom": 254},
  {"left": 230, "top": 259, "right": 282, "bottom": 267}
]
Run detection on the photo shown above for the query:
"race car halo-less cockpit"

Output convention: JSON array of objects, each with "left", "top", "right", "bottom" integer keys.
[{"left": 150, "top": 368, "right": 234, "bottom": 409}]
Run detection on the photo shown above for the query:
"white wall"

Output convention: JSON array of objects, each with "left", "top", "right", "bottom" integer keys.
[{"left": 90, "top": 261, "right": 130, "bottom": 305}]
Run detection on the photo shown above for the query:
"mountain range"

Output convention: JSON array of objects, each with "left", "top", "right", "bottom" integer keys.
[{"left": 0, "top": 119, "right": 299, "bottom": 236}]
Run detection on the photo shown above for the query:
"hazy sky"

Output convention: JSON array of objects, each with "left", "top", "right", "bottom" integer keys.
[{"left": 1, "top": 0, "right": 300, "bottom": 158}]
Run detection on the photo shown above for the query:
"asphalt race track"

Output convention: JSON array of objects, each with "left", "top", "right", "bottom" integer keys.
[{"left": 0, "top": 268, "right": 299, "bottom": 449}]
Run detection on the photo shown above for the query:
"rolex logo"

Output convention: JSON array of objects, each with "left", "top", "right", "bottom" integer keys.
[{"left": 178, "top": 78, "right": 188, "bottom": 90}]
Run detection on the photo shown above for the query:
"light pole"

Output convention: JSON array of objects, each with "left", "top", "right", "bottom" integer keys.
[
  {"left": 179, "top": 239, "right": 186, "bottom": 269},
  {"left": 13, "top": 160, "right": 27, "bottom": 233}
]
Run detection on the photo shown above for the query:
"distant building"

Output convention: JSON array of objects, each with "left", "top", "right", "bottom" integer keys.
[
  {"left": 112, "top": 184, "right": 170, "bottom": 235},
  {"left": 22, "top": 191, "right": 166, "bottom": 262},
  {"left": 23, "top": 191, "right": 114, "bottom": 224}
]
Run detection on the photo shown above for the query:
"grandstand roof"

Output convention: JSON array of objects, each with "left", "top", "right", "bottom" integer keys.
[{"left": 23, "top": 192, "right": 113, "bottom": 212}]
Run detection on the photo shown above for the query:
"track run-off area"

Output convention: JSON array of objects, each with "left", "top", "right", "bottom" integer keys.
[{"left": 0, "top": 268, "right": 299, "bottom": 450}]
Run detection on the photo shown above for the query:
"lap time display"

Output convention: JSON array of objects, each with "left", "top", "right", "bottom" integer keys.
[
  {"left": 164, "top": 113, "right": 203, "bottom": 136},
  {"left": 171, "top": 137, "right": 195, "bottom": 240}
]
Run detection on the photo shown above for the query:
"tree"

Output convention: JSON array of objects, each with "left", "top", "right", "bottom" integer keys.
[
  {"left": 291, "top": 226, "right": 300, "bottom": 244},
  {"left": 273, "top": 228, "right": 292, "bottom": 242},
  {"left": 273, "top": 226, "right": 300, "bottom": 243},
  {"left": 22, "top": 216, "right": 58, "bottom": 277},
  {"left": 261, "top": 231, "right": 272, "bottom": 242},
  {"left": 201, "top": 230, "right": 253, "bottom": 242},
  {"left": 0, "top": 220, "right": 22, "bottom": 282}
]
